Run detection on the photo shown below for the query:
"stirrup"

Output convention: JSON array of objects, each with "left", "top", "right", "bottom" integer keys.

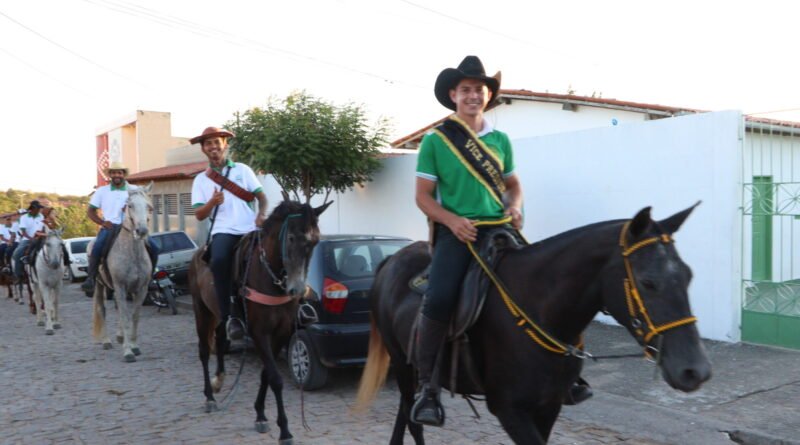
[
  {"left": 297, "top": 303, "right": 318, "bottom": 326},
  {"left": 225, "top": 317, "right": 245, "bottom": 340},
  {"left": 410, "top": 386, "right": 446, "bottom": 427}
]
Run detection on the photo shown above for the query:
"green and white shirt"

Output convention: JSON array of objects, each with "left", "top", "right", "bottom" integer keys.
[
  {"left": 191, "top": 160, "right": 263, "bottom": 236},
  {"left": 416, "top": 121, "right": 515, "bottom": 220},
  {"left": 90, "top": 182, "right": 138, "bottom": 224}
]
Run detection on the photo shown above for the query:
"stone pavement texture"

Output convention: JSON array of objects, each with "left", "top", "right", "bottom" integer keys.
[{"left": 0, "top": 282, "right": 797, "bottom": 444}]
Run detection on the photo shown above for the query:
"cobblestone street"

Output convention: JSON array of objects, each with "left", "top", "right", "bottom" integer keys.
[{"left": 0, "top": 283, "right": 667, "bottom": 444}]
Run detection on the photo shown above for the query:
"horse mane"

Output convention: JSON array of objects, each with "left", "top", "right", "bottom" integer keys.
[{"left": 260, "top": 200, "right": 313, "bottom": 232}]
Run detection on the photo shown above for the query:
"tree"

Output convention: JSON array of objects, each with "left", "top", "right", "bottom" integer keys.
[{"left": 226, "top": 91, "right": 390, "bottom": 203}]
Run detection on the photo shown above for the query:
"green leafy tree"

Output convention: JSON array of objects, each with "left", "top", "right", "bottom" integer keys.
[{"left": 226, "top": 91, "right": 390, "bottom": 203}]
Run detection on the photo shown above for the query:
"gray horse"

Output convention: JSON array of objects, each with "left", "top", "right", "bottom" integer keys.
[
  {"left": 29, "top": 229, "right": 65, "bottom": 335},
  {"left": 91, "top": 183, "right": 153, "bottom": 362}
]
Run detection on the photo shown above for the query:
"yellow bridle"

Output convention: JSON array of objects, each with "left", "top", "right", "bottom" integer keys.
[{"left": 619, "top": 221, "right": 697, "bottom": 356}]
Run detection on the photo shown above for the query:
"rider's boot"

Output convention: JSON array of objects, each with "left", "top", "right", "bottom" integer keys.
[
  {"left": 410, "top": 313, "right": 449, "bottom": 427},
  {"left": 225, "top": 296, "right": 245, "bottom": 340},
  {"left": 81, "top": 255, "right": 99, "bottom": 294},
  {"left": 563, "top": 377, "right": 593, "bottom": 405}
]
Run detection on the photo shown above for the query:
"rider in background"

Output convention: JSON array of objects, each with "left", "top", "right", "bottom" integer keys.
[
  {"left": 4, "top": 212, "right": 21, "bottom": 270},
  {"left": 81, "top": 162, "right": 159, "bottom": 293},
  {"left": 0, "top": 215, "right": 12, "bottom": 271},
  {"left": 12, "top": 201, "right": 46, "bottom": 283},
  {"left": 190, "top": 126, "right": 268, "bottom": 342}
]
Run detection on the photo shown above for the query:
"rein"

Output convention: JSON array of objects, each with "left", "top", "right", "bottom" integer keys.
[
  {"left": 256, "top": 213, "right": 303, "bottom": 290},
  {"left": 467, "top": 217, "right": 697, "bottom": 361}
]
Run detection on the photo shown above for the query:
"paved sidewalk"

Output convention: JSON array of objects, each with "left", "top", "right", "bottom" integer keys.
[{"left": 2, "top": 283, "right": 798, "bottom": 444}]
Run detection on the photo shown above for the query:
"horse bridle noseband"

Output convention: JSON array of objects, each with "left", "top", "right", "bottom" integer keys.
[
  {"left": 619, "top": 221, "right": 697, "bottom": 359},
  {"left": 254, "top": 213, "right": 303, "bottom": 291}
]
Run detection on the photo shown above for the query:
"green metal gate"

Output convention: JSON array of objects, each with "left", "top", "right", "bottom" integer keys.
[{"left": 741, "top": 119, "right": 800, "bottom": 349}]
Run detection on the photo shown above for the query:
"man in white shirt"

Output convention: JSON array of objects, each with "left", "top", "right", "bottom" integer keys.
[
  {"left": 13, "top": 201, "right": 46, "bottom": 281},
  {"left": 4, "top": 212, "right": 20, "bottom": 269},
  {"left": 0, "top": 215, "right": 12, "bottom": 270},
  {"left": 191, "top": 126, "right": 268, "bottom": 341},
  {"left": 81, "top": 162, "right": 159, "bottom": 293}
]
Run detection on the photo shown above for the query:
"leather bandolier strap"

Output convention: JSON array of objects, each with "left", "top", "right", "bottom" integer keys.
[{"left": 206, "top": 168, "right": 256, "bottom": 202}]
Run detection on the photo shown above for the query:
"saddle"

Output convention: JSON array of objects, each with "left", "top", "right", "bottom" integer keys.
[{"left": 409, "top": 227, "right": 524, "bottom": 395}]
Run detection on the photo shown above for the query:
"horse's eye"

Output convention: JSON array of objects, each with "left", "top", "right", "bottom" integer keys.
[{"left": 640, "top": 279, "right": 657, "bottom": 291}]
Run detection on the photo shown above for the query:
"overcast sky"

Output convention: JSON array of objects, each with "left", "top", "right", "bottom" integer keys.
[{"left": 1, "top": 0, "right": 798, "bottom": 196}]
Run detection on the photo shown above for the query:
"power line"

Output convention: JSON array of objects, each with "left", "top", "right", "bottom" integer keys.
[
  {"left": 83, "top": 0, "right": 427, "bottom": 90},
  {"left": 0, "top": 46, "right": 95, "bottom": 98},
  {"left": 0, "top": 8, "right": 148, "bottom": 89}
]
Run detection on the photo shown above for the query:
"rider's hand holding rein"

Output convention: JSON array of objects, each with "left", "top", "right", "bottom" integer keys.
[{"left": 505, "top": 206, "right": 523, "bottom": 230}]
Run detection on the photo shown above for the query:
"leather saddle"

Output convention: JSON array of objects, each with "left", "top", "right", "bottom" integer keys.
[{"left": 408, "top": 227, "right": 524, "bottom": 395}]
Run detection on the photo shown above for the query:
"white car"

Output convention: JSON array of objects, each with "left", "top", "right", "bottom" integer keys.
[{"left": 63, "top": 236, "right": 95, "bottom": 282}]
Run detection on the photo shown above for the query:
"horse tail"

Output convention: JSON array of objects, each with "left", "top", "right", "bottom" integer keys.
[
  {"left": 354, "top": 317, "right": 391, "bottom": 412},
  {"left": 91, "top": 287, "right": 104, "bottom": 340}
]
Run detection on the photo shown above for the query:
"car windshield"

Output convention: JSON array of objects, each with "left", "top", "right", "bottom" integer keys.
[
  {"left": 152, "top": 232, "right": 195, "bottom": 254},
  {"left": 325, "top": 240, "right": 409, "bottom": 279},
  {"left": 70, "top": 240, "right": 90, "bottom": 254}
]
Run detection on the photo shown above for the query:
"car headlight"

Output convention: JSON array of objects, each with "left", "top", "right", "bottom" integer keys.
[{"left": 75, "top": 258, "right": 87, "bottom": 265}]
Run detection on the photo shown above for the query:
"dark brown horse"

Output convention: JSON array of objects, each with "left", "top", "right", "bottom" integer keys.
[
  {"left": 189, "top": 200, "right": 330, "bottom": 444},
  {"left": 356, "top": 204, "right": 712, "bottom": 444}
]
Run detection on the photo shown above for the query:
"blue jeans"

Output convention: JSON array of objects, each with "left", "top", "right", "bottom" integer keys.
[
  {"left": 91, "top": 225, "right": 159, "bottom": 259},
  {"left": 13, "top": 239, "right": 30, "bottom": 278},
  {"left": 209, "top": 233, "right": 244, "bottom": 322}
]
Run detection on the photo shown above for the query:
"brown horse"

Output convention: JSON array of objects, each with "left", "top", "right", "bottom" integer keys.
[
  {"left": 356, "top": 204, "right": 711, "bottom": 444},
  {"left": 190, "top": 200, "right": 331, "bottom": 444}
]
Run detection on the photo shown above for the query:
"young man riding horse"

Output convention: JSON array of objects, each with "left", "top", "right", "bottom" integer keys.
[
  {"left": 190, "top": 126, "right": 268, "bottom": 342},
  {"left": 82, "top": 162, "right": 159, "bottom": 294},
  {"left": 0, "top": 215, "right": 13, "bottom": 271},
  {"left": 12, "top": 201, "right": 46, "bottom": 284},
  {"left": 411, "top": 56, "right": 590, "bottom": 427}
]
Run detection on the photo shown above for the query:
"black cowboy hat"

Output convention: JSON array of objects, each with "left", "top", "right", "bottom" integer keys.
[
  {"left": 27, "top": 200, "right": 44, "bottom": 210},
  {"left": 434, "top": 55, "right": 501, "bottom": 111}
]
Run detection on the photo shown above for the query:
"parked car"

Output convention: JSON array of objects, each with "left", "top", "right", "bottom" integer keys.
[
  {"left": 63, "top": 236, "right": 95, "bottom": 282},
  {"left": 287, "top": 234, "right": 413, "bottom": 390},
  {"left": 149, "top": 230, "right": 198, "bottom": 286}
]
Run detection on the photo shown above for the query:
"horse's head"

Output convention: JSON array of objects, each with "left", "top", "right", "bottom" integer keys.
[
  {"left": 126, "top": 182, "right": 153, "bottom": 240},
  {"left": 601, "top": 203, "right": 711, "bottom": 392},
  {"left": 43, "top": 229, "right": 63, "bottom": 269},
  {"left": 261, "top": 199, "right": 333, "bottom": 298}
]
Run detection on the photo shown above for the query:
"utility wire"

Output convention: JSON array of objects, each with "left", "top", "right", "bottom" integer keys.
[
  {"left": 0, "top": 46, "right": 95, "bottom": 98},
  {"left": 83, "top": 0, "right": 427, "bottom": 90},
  {"left": 0, "top": 9, "right": 148, "bottom": 89}
]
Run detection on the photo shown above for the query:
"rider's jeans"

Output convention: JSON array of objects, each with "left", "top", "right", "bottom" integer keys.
[
  {"left": 209, "top": 233, "right": 244, "bottom": 323},
  {"left": 12, "top": 239, "right": 30, "bottom": 278},
  {"left": 421, "top": 224, "right": 489, "bottom": 323},
  {"left": 90, "top": 225, "right": 159, "bottom": 260}
]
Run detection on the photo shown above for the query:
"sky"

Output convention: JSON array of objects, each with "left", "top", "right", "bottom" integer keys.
[{"left": 1, "top": 0, "right": 798, "bottom": 196}]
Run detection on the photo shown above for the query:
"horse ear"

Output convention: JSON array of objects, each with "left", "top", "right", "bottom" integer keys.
[
  {"left": 55, "top": 228, "right": 63, "bottom": 237},
  {"left": 629, "top": 206, "right": 652, "bottom": 238},
  {"left": 281, "top": 190, "right": 290, "bottom": 202},
  {"left": 659, "top": 201, "right": 701, "bottom": 234},
  {"left": 314, "top": 200, "right": 334, "bottom": 217},
  {"left": 143, "top": 181, "right": 154, "bottom": 194}
]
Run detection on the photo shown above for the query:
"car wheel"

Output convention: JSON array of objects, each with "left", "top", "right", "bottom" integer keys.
[{"left": 288, "top": 330, "right": 328, "bottom": 390}]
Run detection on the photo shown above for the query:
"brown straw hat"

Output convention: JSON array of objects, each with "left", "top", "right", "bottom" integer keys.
[{"left": 190, "top": 127, "right": 235, "bottom": 145}]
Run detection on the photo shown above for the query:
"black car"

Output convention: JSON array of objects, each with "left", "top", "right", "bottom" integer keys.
[{"left": 288, "top": 234, "right": 413, "bottom": 390}]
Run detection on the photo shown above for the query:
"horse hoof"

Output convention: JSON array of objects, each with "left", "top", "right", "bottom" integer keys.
[
  {"left": 131, "top": 347, "right": 141, "bottom": 356},
  {"left": 45, "top": 329, "right": 54, "bottom": 335},
  {"left": 53, "top": 323, "right": 61, "bottom": 329},
  {"left": 37, "top": 321, "right": 45, "bottom": 326},
  {"left": 124, "top": 353, "right": 136, "bottom": 363},
  {"left": 255, "top": 421, "right": 270, "bottom": 434},
  {"left": 211, "top": 376, "right": 224, "bottom": 393},
  {"left": 103, "top": 342, "right": 113, "bottom": 350},
  {"left": 204, "top": 401, "right": 218, "bottom": 413},
  {"left": 279, "top": 438, "right": 294, "bottom": 445},
  {"left": 116, "top": 335, "right": 124, "bottom": 344}
]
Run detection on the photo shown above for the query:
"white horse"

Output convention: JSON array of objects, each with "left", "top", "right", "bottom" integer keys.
[
  {"left": 29, "top": 229, "right": 65, "bottom": 335},
  {"left": 92, "top": 183, "right": 153, "bottom": 362}
]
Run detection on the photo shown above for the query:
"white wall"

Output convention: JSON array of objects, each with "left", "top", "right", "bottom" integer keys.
[
  {"left": 259, "top": 111, "right": 744, "bottom": 342},
  {"left": 513, "top": 111, "right": 743, "bottom": 342}
]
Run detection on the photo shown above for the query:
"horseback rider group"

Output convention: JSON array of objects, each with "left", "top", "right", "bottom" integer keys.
[
  {"left": 81, "top": 161, "right": 160, "bottom": 294},
  {"left": 0, "top": 200, "right": 70, "bottom": 283}
]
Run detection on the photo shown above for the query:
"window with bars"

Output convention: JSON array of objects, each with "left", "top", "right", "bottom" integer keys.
[
  {"left": 152, "top": 195, "right": 163, "bottom": 215},
  {"left": 180, "top": 193, "right": 195, "bottom": 215},
  {"left": 165, "top": 194, "right": 178, "bottom": 215}
]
